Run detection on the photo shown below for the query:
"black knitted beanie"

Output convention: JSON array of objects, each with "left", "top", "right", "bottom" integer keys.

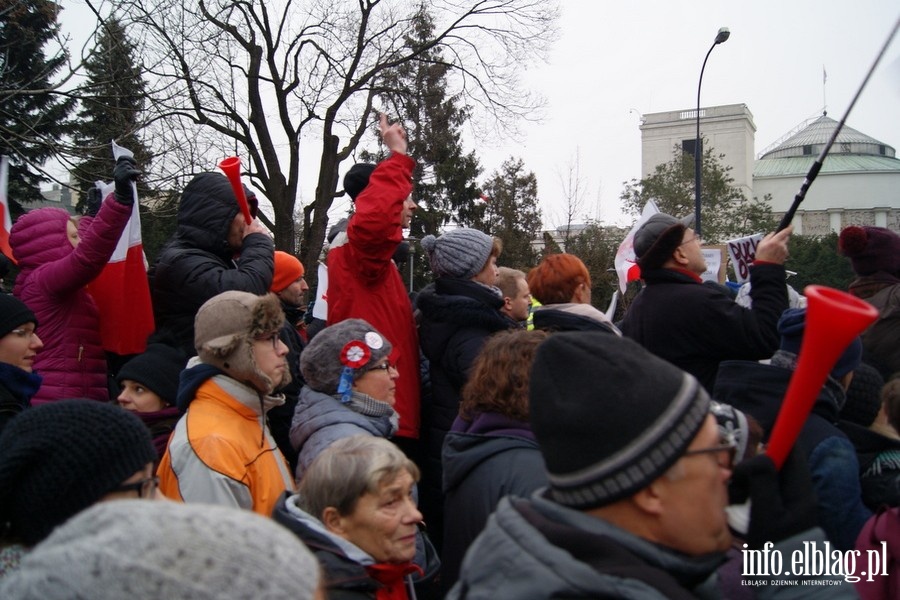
[
  {"left": 529, "top": 332, "right": 710, "bottom": 509},
  {"left": 0, "top": 399, "right": 156, "bottom": 546},
  {"left": 0, "top": 294, "right": 37, "bottom": 339},
  {"left": 343, "top": 163, "right": 376, "bottom": 201},
  {"left": 840, "top": 362, "right": 886, "bottom": 427},
  {"left": 116, "top": 343, "right": 187, "bottom": 407}
]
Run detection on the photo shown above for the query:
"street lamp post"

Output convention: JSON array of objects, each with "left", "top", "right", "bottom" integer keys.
[{"left": 694, "top": 27, "right": 730, "bottom": 239}]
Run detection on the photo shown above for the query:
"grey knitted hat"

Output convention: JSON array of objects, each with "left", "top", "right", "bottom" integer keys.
[
  {"left": 194, "top": 291, "right": 288, "bottom": 395},
  {"left": 0, "top": 399, "right": 156, "bottom": 546},
  {"left": 421, "top": 228, "right": 495, "bottom": 279},
  {"left": 529, "top": 332, "right": 710, "bottom": 510},
  {"left": 0, "top": 500, "right": 321, "bottom": 600},
  {"left": 300, "top": 318, "right": 393, "bottom": 395}
]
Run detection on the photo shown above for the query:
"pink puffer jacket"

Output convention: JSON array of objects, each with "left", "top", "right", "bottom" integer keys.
[{"left": 10, "top": 198, "right": 131, "bottom": 404}]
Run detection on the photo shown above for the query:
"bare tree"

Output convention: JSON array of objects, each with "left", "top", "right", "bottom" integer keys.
[
  {"left": 555, "top": 147, "right": 589, "bottom": 251},
  {"left": 90, "top": 0, "right": 557, "bottom": 274}
]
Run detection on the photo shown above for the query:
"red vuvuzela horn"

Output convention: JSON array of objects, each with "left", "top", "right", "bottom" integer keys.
[
  {"left": 218, "top": 156, "right": 253, "bottom": 225},
  {"left": 765, "top": 285, "right": 878, "bottom": 469}
]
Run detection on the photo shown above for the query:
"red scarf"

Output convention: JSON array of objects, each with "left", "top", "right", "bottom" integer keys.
[{"left": 365, "top": 562, "right": 422, "bottom": 600}]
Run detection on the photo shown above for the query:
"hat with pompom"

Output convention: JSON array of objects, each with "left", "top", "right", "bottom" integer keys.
[
  {"left": 421, "top": 228, "right": 496, "bottom": 280},
  {"left": 838, "top": 226, "right": 900, "bottom": 277}
]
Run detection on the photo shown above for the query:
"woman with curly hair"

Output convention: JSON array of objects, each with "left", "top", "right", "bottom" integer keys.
[{"left": 439, "top": 328, "right": 549, "bottom": 594}]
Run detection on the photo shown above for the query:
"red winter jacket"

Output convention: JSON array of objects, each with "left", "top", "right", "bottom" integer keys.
[
  {"left": 10, "top": 198, "right": 131, "bottom": 404},
  {"left": 327, "top": 153, "right": 421, "bottom": 439}
]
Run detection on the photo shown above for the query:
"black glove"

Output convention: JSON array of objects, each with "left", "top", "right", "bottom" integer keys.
[
  {"left": 113, "top": 157, "right": 141, "bottom": 205},
  {"left": 728, "top": 448, "right": 818, "bottom": 549},
  {"left": 84, "top": 187, "right": 102, "bottom": 217}
]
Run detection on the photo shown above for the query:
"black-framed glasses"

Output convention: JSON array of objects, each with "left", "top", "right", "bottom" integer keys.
[
  {"left": 369, "top": 360, "right": 397, "bottom": 373},
  {"left": 111, "top": 476, "right": 159, "bottom": 498},
  {"left": 679, "top": 234, "right": 703, "bottom": 247},
  {"left": 254, "top": 332, "right": 280, "bottom": 350},
  {"left": 683, "top": 442, "right": 737, "bottom": 470}
]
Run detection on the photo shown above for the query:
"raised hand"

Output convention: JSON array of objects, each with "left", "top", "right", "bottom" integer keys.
[
  {"left": 379, "top": 113, "right": 407, "bottom": 156},
  {"left": 113, "top": 157, "right": 141, "bottom": 205}
]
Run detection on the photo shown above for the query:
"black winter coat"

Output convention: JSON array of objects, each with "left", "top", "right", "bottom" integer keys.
[
  {"left": 150, "top": 173, "right": 274, "bottom": 356},
  {"left": 619, "top": 264, "right": 787, "bottom": 392},
  {"left": 415, "top": 278, "right": 512, "bottom": 552}
]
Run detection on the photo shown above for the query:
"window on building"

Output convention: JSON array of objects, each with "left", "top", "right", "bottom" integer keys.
[
  {"left": 803, "top": 145, "right": 813, "bottom": 155},
  {"left": 682, "top": 139, "right": 700, "bottom": 157}
]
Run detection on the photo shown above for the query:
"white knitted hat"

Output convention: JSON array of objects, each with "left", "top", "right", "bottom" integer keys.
[{"left": 0, "top": 500, "right": 320, "bottom": 599}]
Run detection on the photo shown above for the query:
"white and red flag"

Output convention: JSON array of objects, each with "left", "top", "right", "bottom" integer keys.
[
  {"left": 614, "top": 200, "right": 659, "bottom": 293},
  {"left": 88, "top": 141, "right": 154, "bottom": 355},
  {"left": 0, "top": 156, "right": 16, "bottom": 263}
]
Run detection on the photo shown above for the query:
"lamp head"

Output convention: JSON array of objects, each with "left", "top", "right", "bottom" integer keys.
[{"left": 715, "top": 27, "right": 730, "bottom": 45}]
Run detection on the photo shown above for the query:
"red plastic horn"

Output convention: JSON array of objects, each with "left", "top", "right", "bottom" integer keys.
[
  {"left": 765, "top": 285, "right": 878, "bottom": 469},
  {"left": 218, "top": 156, "right": 253, "bottom": 225}
]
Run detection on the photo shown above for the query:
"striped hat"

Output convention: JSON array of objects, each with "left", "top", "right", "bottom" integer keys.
[{"left": 529, "top": 332, "right": 710, "bottom": 509}]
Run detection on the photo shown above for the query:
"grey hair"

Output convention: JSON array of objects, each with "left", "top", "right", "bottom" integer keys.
[{"left": 298, "top": 435, "right": 420, "bottom": 520}]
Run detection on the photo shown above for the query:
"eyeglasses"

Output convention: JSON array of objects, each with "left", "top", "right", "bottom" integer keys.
[
  {"left": 369, "top": 360, "right": 398, "bottom": 373},
  {"left": 254, "top": 332, "right": 280, "bottom": 350},
  {"left": 111, "top": 475, "right": 159, "bottom": 498},
  {"left": 679, "top": 235, "right": 703, "bottom": 247},
  {"left": 683, "top": 442, "right": 737, "bottom": 470}
]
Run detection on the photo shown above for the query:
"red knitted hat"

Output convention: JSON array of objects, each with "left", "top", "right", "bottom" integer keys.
[{"left": 838, "top": 226, "right": 900, "bottom": 277}]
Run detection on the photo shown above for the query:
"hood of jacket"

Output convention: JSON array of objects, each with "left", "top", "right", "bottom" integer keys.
[
  {"left": 532, "top": 303, "right": 621, "bottom": 335},
  {"left": 272, "top": 493, "right": 379, "bottom": 594},
  {"left": 9, "top": 207, "right": 72, "bottom": 274},
  {"left": 714, "top": 354, "right": 846, "bottom": 434},
  {"left": 416, "top": 279, "right": 509, "bottom": 358},
  {"left": 174, "top": 172, "right": 242, "bottom": 259},
  {"left": 289, "top": 385, "right": 395, "bottom": 453},
  {"left": 443, "top": 413, "right": 539, "bottom": 495},
  {"left": 448, "top": 494, "right": 723, "bottom": 599}
]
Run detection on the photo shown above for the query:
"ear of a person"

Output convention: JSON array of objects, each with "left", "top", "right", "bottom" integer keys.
[
  {"left": 321, "top": 506, "right": 346, "bottom": 535},
  {"left": 632, "top": 478, "right": 668, "bottom": 516}
]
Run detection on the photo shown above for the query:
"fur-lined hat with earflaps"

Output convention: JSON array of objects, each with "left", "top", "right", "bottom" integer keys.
[{"left": 194, "top": 291, "right": 288, "bottom": 395}]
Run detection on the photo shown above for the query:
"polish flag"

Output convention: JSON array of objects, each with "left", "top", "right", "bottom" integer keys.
[
  {"left": 88, "top": 141, "right": 154, "bottom": 355},
  {"left": 614, "top": 200, "right": 659, "bottom": 293},
  {"left": 0, "top": 156, "right": 16, "bottom": 263}
]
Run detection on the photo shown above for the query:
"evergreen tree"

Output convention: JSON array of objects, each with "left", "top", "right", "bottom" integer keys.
[
  {"left": 0, "top": 0, "right": 75, "bottom": 208},
  {"left": 475, "top": 157, "right": 541, "bottom": 271},
  {"left": 786, "top": 232, "right": 855, "bottom": 292},
  {"left": 620, "top": 141, "right": 776, "bottom": 244},
  {"left": 369, "top": 4, "right": 483, "bottom": 288},
  {"left": 71, "top": 18, "right": 152, "bottom": 209}
]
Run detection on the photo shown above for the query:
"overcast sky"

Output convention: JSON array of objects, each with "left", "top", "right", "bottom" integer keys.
[
  {"left": 474, "top": 0, "right": 900, "bottom": 228},
  {"left": 57, "top": 1, "right": 899, "bottom": 229}
]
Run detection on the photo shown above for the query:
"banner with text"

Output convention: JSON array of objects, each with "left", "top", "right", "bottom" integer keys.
[{"left": 727, "top": 234, "right": 764, "bottom": 284}]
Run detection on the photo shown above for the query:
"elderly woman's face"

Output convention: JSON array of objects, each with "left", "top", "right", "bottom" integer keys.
[
  {"left": 352, "top": 357, "right": 399, "bottom": 406},
  {"left": 330, "top": 469, "right": 421, "bottom": 563}
]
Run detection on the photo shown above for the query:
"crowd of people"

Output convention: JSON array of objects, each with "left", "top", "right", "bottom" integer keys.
[{"left": 0, "top": 116, "right": 898, "bottom": 599}]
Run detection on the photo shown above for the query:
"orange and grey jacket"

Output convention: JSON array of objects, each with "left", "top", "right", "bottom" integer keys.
[{"left": 158, "top": 363, "right": 295, "bottom": 516}]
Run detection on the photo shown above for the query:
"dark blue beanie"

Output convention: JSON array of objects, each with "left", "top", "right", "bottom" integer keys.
[{"left": 777, "top": 308, "right": 862, "bottom": 378}]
